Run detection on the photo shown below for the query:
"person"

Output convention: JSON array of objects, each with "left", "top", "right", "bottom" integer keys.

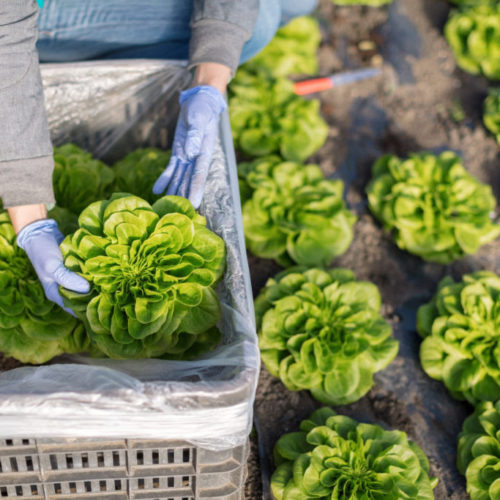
[{"left": 0, "top": 0, "right": 318, "bottom": 313}]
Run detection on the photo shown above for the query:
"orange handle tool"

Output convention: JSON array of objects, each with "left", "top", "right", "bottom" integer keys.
[{"left": 294, "top": 78, "right": 333, "bottom": 96}]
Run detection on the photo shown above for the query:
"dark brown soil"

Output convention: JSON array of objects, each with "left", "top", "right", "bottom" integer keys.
[{"left": 244, "top": 0, "right": 500, "bottom": 498}]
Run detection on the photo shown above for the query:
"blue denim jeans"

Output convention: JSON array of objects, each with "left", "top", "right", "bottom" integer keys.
[{"left": 37, "top": 0, "right": 318, "bottom": 64}]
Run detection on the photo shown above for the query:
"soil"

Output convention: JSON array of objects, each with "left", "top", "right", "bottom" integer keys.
[{"left": 243, "top": 0, "right": 500, "bottom": 498}]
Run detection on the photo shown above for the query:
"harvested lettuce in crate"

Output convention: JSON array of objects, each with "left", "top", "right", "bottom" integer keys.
[
  {"left": 239, "top": 156, "right": 356, "bottom": 267},
  {"left": 272, "top": 407, "right": 437, "bottom": 500},
  {"left": 60, "top": 194, "right": 225, "bottom": 360},
  {"left": 367, "top": 151, "right": 500, "bottom": 263},
  {"left": 0, "top": 211, "right": 91, "bottom": 364},
  {"left": 255, "top": 267, "right": 398, "bottom": 405},
  {"left": 113, "top": 148, "right": 172, "bottom": 204},
  {"left": 52, "top": 143, "right": 115, "bottom": 215}
]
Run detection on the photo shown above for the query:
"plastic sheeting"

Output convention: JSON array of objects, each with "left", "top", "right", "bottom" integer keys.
[{"left": 0, "top": 60, "right": 259, "bottom": 451}]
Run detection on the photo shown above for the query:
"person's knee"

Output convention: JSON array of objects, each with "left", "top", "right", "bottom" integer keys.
[
  {"left": 239, "top": 1, "right": 281, "bottom": 64},
  {"left": 280, "top": 0, "right": 318, "bottom": 24}
]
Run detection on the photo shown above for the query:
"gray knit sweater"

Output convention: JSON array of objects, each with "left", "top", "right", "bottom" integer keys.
[{"left": 0, "top": 0, "right": 258, "bottom": 207}]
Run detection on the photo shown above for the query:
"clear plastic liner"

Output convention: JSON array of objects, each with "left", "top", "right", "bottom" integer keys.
[{"left": 0, "top": 60, "right": 259, "bottom": 451}]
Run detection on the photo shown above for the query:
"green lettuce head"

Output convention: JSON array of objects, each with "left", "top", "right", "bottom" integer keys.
[
  {"left": 255, "top": 268, "right": 398, "bottom": 405},
  {"left": 418, "top": 271, "right": 500, "bottom": 404},
  {"left": 367, "top": 151, "right": 500, "bottom": 263},
  {"left": 60, "top": 194, "right": 225, "bottom": 360},
  {"left": 240, "top": 156, "right": 356, "bottom": 267},
  {"left": 113, "top": 148, "right": 171, "bottom": 204},
  {"left": 0, "top": 211, "right": 90, "bottom": 364},
  {"left": 458, "top": 401, "right": 500, "bottom": 500},
  {"left": 229, "top": 72, "right": 328, "bottom": 162},
  {"left": 272, "top": 407, "right": 438, "bottom": 500},
  {"left": 52, "top": 144, "right": 115, "bottom": 214},
  {"left": 242, "top": 16, "right": 321, "bottom": 78},
  {"left": 484, "top": 88, "right": 500, "bottom": 145},
  {"left": 445, "top": 4, "right": 500, "bottom": 80}
]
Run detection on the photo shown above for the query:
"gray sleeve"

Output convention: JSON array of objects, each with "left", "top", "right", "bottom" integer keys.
[
  {"left": 0, "top": 0, "right": 55, "bottom": 208},
  {"left": 189, "top": 0, "right": 259, "bottom": 74}
]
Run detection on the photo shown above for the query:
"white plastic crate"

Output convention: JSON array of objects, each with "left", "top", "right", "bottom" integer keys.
[
  {"left": 0, "top": 61, "right": 258, "bottom": 499},
  {"left": 0, "top": 437, "right": 248, "bottom": 499}
]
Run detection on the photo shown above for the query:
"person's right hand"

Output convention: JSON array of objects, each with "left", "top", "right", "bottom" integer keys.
[{"left": 17, "top": 219, "right": 90, "bottom": 316}]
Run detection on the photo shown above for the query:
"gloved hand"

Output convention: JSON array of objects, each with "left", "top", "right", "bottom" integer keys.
[
  {"left": 17, "top": 219, "right": 90, "bottom": 316},
  {"left": 153, "top": 85, "right": 227, "bottom": 209}
]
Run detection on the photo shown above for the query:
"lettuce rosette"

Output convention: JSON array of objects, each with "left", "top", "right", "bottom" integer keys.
[
  {"left": 229, "top": 72, "right": 328, "bottom": 162},
  {"left": 484, "top": 88, "right": 500, "bottom": 145},
  {"left": 0, "top": 211, "right": 90, "bottom": 364},
  {"left": 241, "top": 16, "right": 321, "bottom": 78},
  {"left": 60, "top": 194, "right": 225, "bottom": 359},
  {"left": 367, "top": 151, "right": 500, "bottom": 263},
  {"left": 239, "top": 156, "right": 356, "bottom": 267},
  {"left": 418, "top": 271, "right": 500, "bottom": 404},
  {"left": 255, "top": 267, "right": 398, "bottom": 405},
  {"left": 272, "top": 407, "right": 437, "bottom": 500},
  {"left": 52, "top": 144, "right": 115, "bottom": 215},
  {"left": 445, "top": 4, "right": 500, "bottom": 80},
  {"left": 458, "top": 401, "right": 500, "bottom": 500},
  {"left": 113, "top": 148, "right": 171, "bottom": 204}
]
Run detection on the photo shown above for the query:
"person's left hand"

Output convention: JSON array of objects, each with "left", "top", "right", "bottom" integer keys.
[{"left": 153, "top": 85, "right": 227, "bottom": 209}]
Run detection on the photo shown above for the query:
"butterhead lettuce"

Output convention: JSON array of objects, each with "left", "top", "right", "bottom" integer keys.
[
  {"left": 484, "top": 88, "right": 500, "bottom": 145},
  {"left": 239, "top": 156, "right": 356, "bottom": 267},
  {"left": 0, "top": 211, "right": 91, "bottom": 364},
  {"left": 458, "top": 401, "right": 500, "bottom": 500},
  {"left": 113, "top": 148, "right": 171, "bottom": 204},
  {"left": 418, "top": 271, "right": 500, "bottom": 404},
  {"left": 229, "top": 72, "right": 328, "bottom": 162},
  {"left": 241, "top": 16, "right": 321, "bottom": 78},
  {"left": 445, "top": 4, "right": 500, "bottom": 80},
  {"left": 367, "top": 151, "right": 500, "bottom": 263},
  {"left": 60, "top": 194, "right": 225, "bottom": 360},
  {"left": 255, "top": 267, "right": 398, "bottom": 405},
  {"left": 52, "top": 144, "right": 115, "bottom": 215},
  {"left": 272, "top": 407, "right": 437, "bottom": 500}
]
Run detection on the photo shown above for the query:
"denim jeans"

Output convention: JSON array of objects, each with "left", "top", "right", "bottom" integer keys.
[{"left": 37, "top": 0, "right": 318, "bottom": 64}]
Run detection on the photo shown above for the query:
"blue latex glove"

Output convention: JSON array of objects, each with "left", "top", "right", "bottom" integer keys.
[
  {"left": 153, "top": 85, "right": 227, "bottom": 209},
  {"left": 17, "top": 219, "right": 90, "bottom": 316}
]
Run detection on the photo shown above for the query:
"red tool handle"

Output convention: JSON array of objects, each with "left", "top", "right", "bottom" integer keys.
[{"left": 294, "top": 77, "right": 333, "bottom": 95}]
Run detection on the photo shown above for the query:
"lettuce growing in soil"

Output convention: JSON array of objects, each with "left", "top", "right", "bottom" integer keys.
[
  {"left": 418, "top": 271, "right": 500, "bottom": 404},
  {"left": 229, "top": 72, "right": 328, "bottom": 162},
  {"left": 367, "top": 151, "right": 500, "bottom": 263},
  {"left": 241, "top": 16, "right": 321, "bottom": 78},
  {"left": 113, "top": 148, "right": 171, "bottom": 204},
  {"left": 255, "top": 267, "right": 398, "bottom": 405},
  {"left": 445, "top": 4, "right": 500, "bottom": 80},
  {"left": 60, "top": 194, "right": 225, "bottom": 360},
  {"left": 239, "top": 156, "right": 356, "bottom": 267},
  {"left": 272, "top": 407, "right": 437, "bottom": 500},
  {"left": 0, "top": 211, "right": 91, "bottom": 364},
  {"left": 484, "top": 88, "right": 500, "bottom": 145},
  {"left": 52, "top": 144, "right": 115, "bottom": 215},
  {"left": 458, "top": 401, "right": 500, "bottom": 500}
]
